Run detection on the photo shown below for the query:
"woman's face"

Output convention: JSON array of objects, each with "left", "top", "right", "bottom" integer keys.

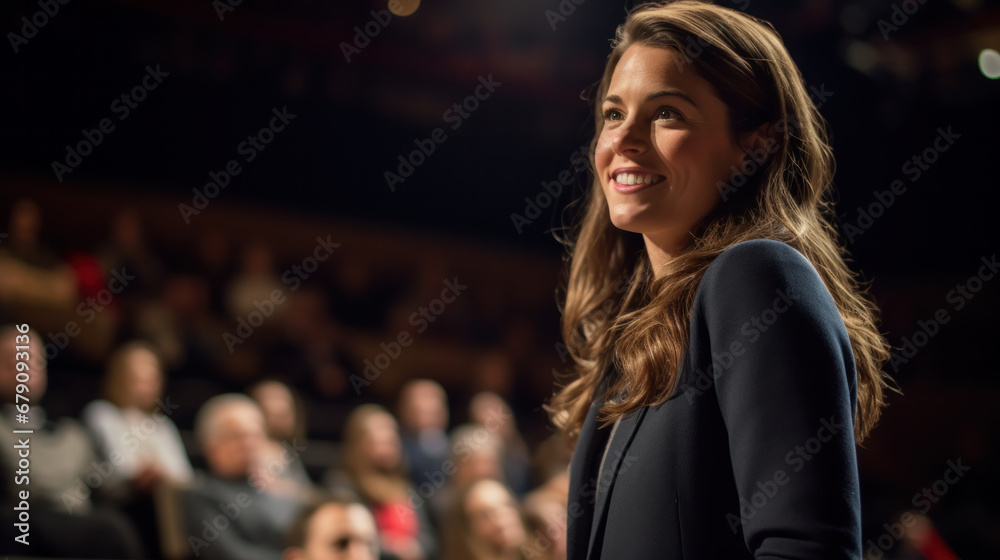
[
  {"left": 596, "top": 43, "right": 748, "bottom": 251},
  {"left": 464, "top": 480, "right": 526, "bottom": 553},
  {"left": 125, "top": 349, "right": 162, "bottom": 410},
  {"left": 360, "top": 412, "right": 402, "bottom": 471}
]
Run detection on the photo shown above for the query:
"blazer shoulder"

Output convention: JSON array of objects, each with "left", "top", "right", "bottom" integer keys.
[{"left": 701, "top": 238, "right": 819, "bottom": 294}]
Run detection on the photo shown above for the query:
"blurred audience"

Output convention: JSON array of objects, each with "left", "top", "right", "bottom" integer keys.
[
  {"left": 398, "top": 380, "right": 451, "bottom": 492},
  {"left": 83, "top": 341, "right": 193, "bottom": 488},
  {"left": 227, "top": 241, "right": 284, "bottom": 320},
  {"left": 468, "top": 392, "right": 529, "bottom": 497},
  {"left": 427, "top": 423, "right": 506, "bottom": 526},
  {"left": 82, "top": 340, "right": 193, "bottom": 556},
  {"left": 0, "top": 326, "right": 144, "bottom": 558},
  {"left": 328, "top": 405, "right": 435, "bottom": 560},
  {"left": 96, "top": 208, "right": 164, "bottom": 300},
  {"left": 249, "top": 379, "right": 315, "bottom": 501},
  {"left": 0, "top": 199, "right": 76, "bottom": 310},
  {"left": 182, "top": 394, "right": 303, "bottom": 560},
  {"left": 441, "top": 479, "right": 528, "bottom": 560}
]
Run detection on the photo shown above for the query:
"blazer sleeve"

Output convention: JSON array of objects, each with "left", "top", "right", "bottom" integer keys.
[{"left": 699, "top": 239, "right": 861, "bottom": 559}]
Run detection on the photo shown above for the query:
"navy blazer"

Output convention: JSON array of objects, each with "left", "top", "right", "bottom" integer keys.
[{"left": 567, "top": 239, "right": 861, "bottom": 559}]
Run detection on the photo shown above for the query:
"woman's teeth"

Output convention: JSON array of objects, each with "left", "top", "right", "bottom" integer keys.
[{"left": 615, "top": 172, "right": 662, "bottom": 185}]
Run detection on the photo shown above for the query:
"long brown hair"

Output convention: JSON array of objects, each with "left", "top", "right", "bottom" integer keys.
[
  {"left": 342, "top": 404, "right": 409, "bottom": 505},
  {"left": 549, "top": 0, "right": 894, "bottom": 445}
]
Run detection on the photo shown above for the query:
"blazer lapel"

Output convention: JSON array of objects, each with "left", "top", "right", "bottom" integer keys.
[
  {"left": 567, "top": 396, "right": 609, "bottom": 560},
  {"left": 585, "top": 405, "right": 648, "bottom": 560}
]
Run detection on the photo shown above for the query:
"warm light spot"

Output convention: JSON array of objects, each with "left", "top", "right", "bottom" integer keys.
[{"left": 389, "top": 0, "right": 420, "bottom": 17}]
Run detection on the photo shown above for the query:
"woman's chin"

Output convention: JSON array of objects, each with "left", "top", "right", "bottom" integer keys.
[{"left": 608, "top": 209, "right": 655, "bottom": 235}]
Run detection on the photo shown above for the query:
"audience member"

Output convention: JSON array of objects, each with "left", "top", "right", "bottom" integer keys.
[
  {"left": 328, "top": 405, "right": 435, "bottom": 560},
  {"left": 282, "top": 495, "right": 380, "bottom": 560},
  {"left": 398, "top": 380, "right": 450, "bottom": 492},
  {"left": 441, "top": 479, "right": 528, "bottom": 560},
  {"left": 181, "top": 394, "right": 303, "bottom": 560},
  {"left": 83, "top": 341, "right": 193, "bottom": 488},
  {"left": 249, "top": 379, "right": 315, "bottom": 500},
  {"left": 0, "top": 326, "right": 144, "bottom": 558},
  {"left": 0, "top": 199, "right": 76, "bottom": 310},
  {"left": 82, "top": 340, "right": 193, "bottom": 556},
  {"left": 468, "top": 392, "right": 529, "bottom": 497}
]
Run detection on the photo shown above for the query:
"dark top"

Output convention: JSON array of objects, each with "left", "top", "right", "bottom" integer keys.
[
  {"left": 567, "top": 239, "right": 861, "bottom": 559},
  {"left": 181, "top": 473, "right": 302, "bottom": 560}
]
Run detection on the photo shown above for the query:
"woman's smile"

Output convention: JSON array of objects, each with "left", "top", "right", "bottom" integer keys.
[{"left": 610, "top": 166, "right": 667, "bottom": 193}]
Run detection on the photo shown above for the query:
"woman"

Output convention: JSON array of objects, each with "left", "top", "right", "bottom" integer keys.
[
  {"left": 82, "top": 341, "right": 193, "bottom": 557},
  {"left": 83, "top": 341, "right": 193, "bottom": 489},
  {"left": 329, "top": 404, "right": 437, "bottom": 560},
  {"left": 547, "top": 2, "right": 894, "bottom": 558},
  {"left": 442, "top": 479, "right": 529, "bottom": 560}
]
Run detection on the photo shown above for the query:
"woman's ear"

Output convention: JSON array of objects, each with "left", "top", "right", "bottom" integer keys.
[{"left": 737, "top": 121, "right": 780, "bottom": 167}]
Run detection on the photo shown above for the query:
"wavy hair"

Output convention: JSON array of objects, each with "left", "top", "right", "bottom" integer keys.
[{"left": 548, "top": 0, "right": 894, "bottom": 445}]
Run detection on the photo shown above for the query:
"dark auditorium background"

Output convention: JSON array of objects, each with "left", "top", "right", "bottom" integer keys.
[{"left": 1, "top": 0, "right": 998, "bottom": 558}]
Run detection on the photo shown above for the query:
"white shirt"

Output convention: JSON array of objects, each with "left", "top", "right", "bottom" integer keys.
[{"left": 81, "top": 399, "right": 193, "bottom": 484}]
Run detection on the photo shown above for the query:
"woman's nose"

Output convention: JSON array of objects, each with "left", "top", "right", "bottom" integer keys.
[{"left": 611, "top": 119, "right": 646, "bottom": 157}]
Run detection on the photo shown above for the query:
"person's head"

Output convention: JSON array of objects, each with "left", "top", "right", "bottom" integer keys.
[
  {"left": 103, "top": 341, "right": 163, "bottom": 412},
  {"left": 445, "top": 479, "right": 527, "bottom": 560},
  {"left": 552, "top": 0, "right": 891, "bottom": 444},
  {"left": 449, "top": 424, "right": 505, "bottom": 488},
  {"left": 249, "top": 379, "right": 304, "bottom": 442},
  {"left": 283, "top": 497, "right": 379, "bottom": 560},
  {"left": 585, "top": 0, "right": 823, "bottom": 265},
  {"left": 469, "top": 392, "right": 516, "bottom": 440},
  {"left": 397, "top": 379, "right": 448, "bottom": 434},
  {"left": 195, "top": 394, "right": 267, "bottom": 478},
  {"left": 0, "top": 326, "right": 46, "bottom": 403},
  {"left": 343, "top": 405, "right": 402, "bottom": 474}
]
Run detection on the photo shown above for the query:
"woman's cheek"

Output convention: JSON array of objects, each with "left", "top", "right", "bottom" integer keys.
[{"left": 594, "top": 130, "right": 615, "bottom": 166}]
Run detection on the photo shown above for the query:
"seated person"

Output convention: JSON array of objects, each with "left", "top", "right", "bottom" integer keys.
[
  {"left": 182, "top": 393, "right": 303, "bottom": 560},
  {"left": 326, "top": 405, "right": 436, "bottom": 560},
  {"left": 397, "top": 380, "right": 450, "bottom": 492},
  {"left": 282, "top": 495, "right": 380, "bottom": 560},
  {"left": 82, "top": 340, "right": 194, "bottom": 555},
  {"left": 0, "top": 325, "right": 143, "bottom": 558},
  {"left": 248, "top": 379, "right": 315, "bottom": 501},
  {"left": 82, "top": 340, "right": 193, "bottom": 489}
]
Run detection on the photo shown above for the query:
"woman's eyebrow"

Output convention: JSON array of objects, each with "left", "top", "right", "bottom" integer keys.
[{"left": 604, "top": 88, "right": 700, "bottom": 109}]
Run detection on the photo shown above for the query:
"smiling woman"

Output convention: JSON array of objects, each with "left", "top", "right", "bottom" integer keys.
[
  {"left": 547, "top": 1, "right": 895, "bottom": 559},
  {"left": 596, "top": 43, "right": 762, "bottom": 267}
]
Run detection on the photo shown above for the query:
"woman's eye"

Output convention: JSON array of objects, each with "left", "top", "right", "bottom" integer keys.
[
  {"left": 602, "top": 108, "right": 623, "bottom": 121},
  {"left": 655, "top": 107, "right": 683, "bottom": 121}
]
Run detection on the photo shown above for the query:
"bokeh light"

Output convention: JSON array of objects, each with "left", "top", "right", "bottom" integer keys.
[{"left": 979, "top": 48, "right": 1000, "bottom": 79}]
